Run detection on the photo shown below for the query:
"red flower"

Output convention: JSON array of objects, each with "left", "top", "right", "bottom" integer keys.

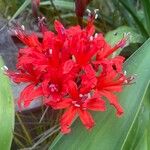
[
  {"left": 95, "top": 68, "right": 126, "bottom": 116},
  {"left": 96, "top": 38, "right": 127, "bottom": 61},
  {"left": 7, "top": 17, "right": 130, "bottom": 134},
  {"left": 7, "top": 64, "right": 43, "bottom": 109},
  {"left": 50, "top": 81, "right": 106, "bottom": 133}
]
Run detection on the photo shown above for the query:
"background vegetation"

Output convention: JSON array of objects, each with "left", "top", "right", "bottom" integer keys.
[{"left": 0, "top": 0, "right": 149, "bottom": 149}]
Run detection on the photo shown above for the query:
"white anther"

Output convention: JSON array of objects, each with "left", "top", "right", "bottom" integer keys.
[
  {"left": 1, "top": 65, "right": 8, "bottom": 71},
  {"left": 86, "top": 9, "right": 91, "bottom": 14},
  {"left": 124, "top": 80, "right": 128, "bottom": 84},
  {"left": 21, "top": 25, "right": 25, "bottom": 30},
  {"left": 49, "top": 84, "right": 58, "bottom": 92},
  {"left": 87, "top": 93, "right": 91, "bottom": 98},
  {"left": 94, "top": 9, "right": 99, "bottom": 13},
  {"left": 130, "top": 76, "right": 135, "bottom": 80},
  {"left": 95, "top": 14, "right": 98, "bottom": 19},
  {"left": 42, "top": 16, "right": 45, "bottom": 20},
  {"left": 89, "top": 36, "right": 93, "bottom": 41},
  {"left": 94, "top": 33, "right": 98, "bottom": 38},
  {"left": 49, "top": 49, "right": 53, "bottom": 54},
  {"left": 74, "top": 104, "right": 80, "bottom": 107},
  {"left": 124, "top": 70, "right": 127, "bottom": 75},
  {"left": 14, "top": 30, "right": 18, "bottom": 35},
  {"left": 79, "top": 94, "right": 83, "bottom": 98}
]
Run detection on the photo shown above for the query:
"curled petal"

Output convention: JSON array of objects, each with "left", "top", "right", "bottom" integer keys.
[
  {"left": 86, "top": 98, "right": 106, "bottom": 111},
  {"left": 63, "top": 60, "right": 75, "bottom": 74},
  {"left": 18, "top": 84, "right": 43, "bottom": 110},
  {"left": 60, "top": 106, "right": 76, "bottom": 134},
  {"left": 78, "top": 109, "right": 95, "bottom": 129},
  {"left": 80, "top": 64, "right": 97, "bottom": 93},
  {"left": 100, "top": 91, "right": 124, "bottom": 116},
  {"left": 54, "top": 20, "right": 65, "bottom": 35},
  {"left": 6, "top": 71, "right": 36, "bottom": 83},
  {"left": 48, "top": 98, "right": 72, "bottom": 109},
  {"left": 42, "top": 31, "right": 54, "bottom": 48},
  {"left": 68, "top": 81, "right": 79, "bottom": 99}
]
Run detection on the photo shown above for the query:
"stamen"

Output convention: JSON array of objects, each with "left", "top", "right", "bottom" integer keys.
[
  {"left": 124, "top": 75, "right": 137, "bottom": 84},
  {"left": 94, "top": 9, "right": 99, "bottom": 13},
  {"left": 89, "top": 36, "right": 93, "bottom": 41},
  {"left": 94, "top": 33, "right": 98, "bottom": 38},
  {"left": 74, "top": 104, "right": 80, "bottom": 107},
  {"left": 79, "top": 94, "right": 83, "bottom": 98},
  {"left": 124, "top": 70, "right": 127, "bottom": 75},
  {"left": 49, "top": 49, "right": 53, "bottom": 54},
  {"left": 86, "top": 9, "right": 91, "bottom": 16},
  {"left": 21, "top": 25, "right": 25, "bottom": 30},
  {"left": 14, "top": 30, "right": 18, "bottom": 35},
  {"left": 72, "top": 55, "right": 76, "bottom": 62},
  {"left": 49, "top": 84, "right": 58, "bottom": 92},
  {"left": 1, "top": 65, "right": 8, "bottom": 71},
  {"left": 87, "top": 93, "right": 91, "bottom": 99},
  {"left": 95, "top": 14, "right": 98, "bottom": 19}
]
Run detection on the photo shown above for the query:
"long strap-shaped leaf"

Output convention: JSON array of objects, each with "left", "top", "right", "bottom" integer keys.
[
  {"left": 49, "top": 38, "right": 150, "bottom": 150},
  {"left": 0, "top": 57, "right": 14, "bottom": 149}
]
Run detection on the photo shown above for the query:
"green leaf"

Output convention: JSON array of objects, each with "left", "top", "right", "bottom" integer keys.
[
  {"left": 9, "top": 0, "right": 31, "bottom": 23},
  {"left": 49, "top": 39, "right": 150, "bottom": 150},
  {"left": 40, "top": 0, "right": 74, "bottom": 10},
  {"left": 119, "top": 0, "right": 149, "bottom": 38},
  {"left": 141, "top": 0, "right": 150, "bottom": 35},
  {"left": 0, "top": 57, "right": 15, "bottom": 149},
  {"left": 105, "top": 26, "right": 145, "bottom": 56},
  {"left": 123, "top": 85, "right": 150, "bottom": 150}
]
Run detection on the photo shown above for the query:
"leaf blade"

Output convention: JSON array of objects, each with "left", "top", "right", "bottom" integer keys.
[{"left": 0, "top": 57, "right": 15, "bottom": 149}]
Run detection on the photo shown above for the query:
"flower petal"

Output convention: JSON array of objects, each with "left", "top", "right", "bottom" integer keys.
[
  {"left": 78, "top": 109, "right": 95, "bottom": 129},
  {"left": 87, "top": 98, "right": 106, "bottom": 111},
  {"left": 54, "top": 20, "right": 65, "bottom": 35},
  {"left": 63, "top": 60, "right": 75, "bottom": 74},
  {"left": 100, "top": 90, "right": 124, "bottom": 116},
  {"left": 68, "top": 81, "right": 79, "bottom": 99},
  {"left": 18, "top": 84, "right": 43, "bottom": 110},
  {"left": 48, "top": 98, "right": 72, "bottom": 109},
  {"left": 60, "top": 106, "right": 76, "bottom": 134},
  {"left": 80, "top": 64, "right": 97, "bottom": 93},
  {"left": 6, "top": 71, "right": 33, "bottom": 83}
]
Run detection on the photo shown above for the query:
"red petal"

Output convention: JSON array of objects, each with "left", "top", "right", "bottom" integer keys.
[
  {"left": 18, "top": 84, "right": 43, "bottom": 109},
  {"left": 60, "top": 106, "right": 76, "bottom": 134},
  {"left": 42, "top": 31, "right": 54, "bottom": 48},
  {"left": 87, "top": 98, "right": 106, "bottom": 111},
  {"left": 100, "top": 91, "right": 124, "bottom": 116},
  {"left": 103, "top": 85, "right": 123, "bottom": 92},
  {"left": 80, "top": 64, "right": 97, "bottom": 93},
  {"left": 63, "top": 60, "right": 75, "bottom": 74},
  {"left": 68, "top": 81, "right": 79, "bottom": 99},
  {"left": 78, "top": 109, "right": 95, "bottom": 129},
  {"left": 48, "top": 98, "right": 72, "bottom": 109},
  {"left": 54, "top": 20, "right": 65, "bottom": 35},
  {"left": 6, "top": 71, "right": 34, "bottom": 83}
]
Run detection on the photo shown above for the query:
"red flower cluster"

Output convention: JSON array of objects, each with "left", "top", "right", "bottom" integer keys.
[{"left": 7, "top": 17, "right": 129, "bottom": 134}]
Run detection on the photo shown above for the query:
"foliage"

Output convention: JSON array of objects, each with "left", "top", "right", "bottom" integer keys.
[
  {"left": 0, "top": 0, "right": 150, "bottom": 149},
  {"left": 0, "top": 57, "right": 15, "bottom": 150}
]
